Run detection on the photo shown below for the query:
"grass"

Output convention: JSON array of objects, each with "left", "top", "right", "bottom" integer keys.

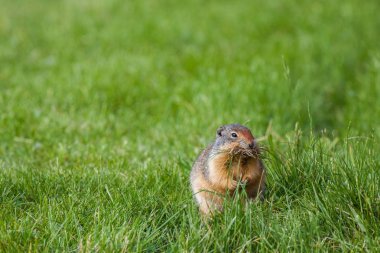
[{"left": 0, "top": 0, "right": 379, "bottom": 251}]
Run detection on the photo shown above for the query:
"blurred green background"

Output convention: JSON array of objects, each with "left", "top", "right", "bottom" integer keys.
[{"left": 0, "top": 0, "right": 379, "bottom": 251}]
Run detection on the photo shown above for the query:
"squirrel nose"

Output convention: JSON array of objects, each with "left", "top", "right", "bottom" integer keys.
[{"left": 248, "top": 141, "right": 256, "bottom": 149}]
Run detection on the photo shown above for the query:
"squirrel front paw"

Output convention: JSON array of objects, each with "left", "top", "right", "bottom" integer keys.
[
  {"left": 228, "top": 179, "right": 238, "bottom": 189},
  {"left": 242, "top": 176, "right": 252, "bottom": 184}
]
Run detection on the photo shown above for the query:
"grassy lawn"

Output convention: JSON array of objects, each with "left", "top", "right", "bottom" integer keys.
[{"left": 1, "top": 0, "right": 379, "bottom": 251}]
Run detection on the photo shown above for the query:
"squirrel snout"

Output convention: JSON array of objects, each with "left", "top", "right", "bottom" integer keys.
[{"left": 248, "top": 141, "right": 256, "bottom": 149}]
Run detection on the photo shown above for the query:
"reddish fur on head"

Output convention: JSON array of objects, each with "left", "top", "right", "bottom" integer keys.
[{"left": 239, "top": 128, "right": 254, "bottom": 143}]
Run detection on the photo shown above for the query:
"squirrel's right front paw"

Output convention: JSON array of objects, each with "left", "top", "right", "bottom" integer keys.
[{"left": 228, "top": 179, "right": 238, "bottom": 189}]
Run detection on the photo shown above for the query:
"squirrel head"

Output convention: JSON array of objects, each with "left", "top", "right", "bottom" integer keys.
[{"left": 214, "top": 124, "right": 259, "bottom": 158}]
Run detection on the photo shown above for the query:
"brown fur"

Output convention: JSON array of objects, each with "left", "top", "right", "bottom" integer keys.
[{"left": 190, "top": 124, "right": 266, "bottom": 215}]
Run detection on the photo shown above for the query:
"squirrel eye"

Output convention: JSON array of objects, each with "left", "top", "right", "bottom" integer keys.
[{"left": 231, "top": 132, "right": 238, "bottom": 138}]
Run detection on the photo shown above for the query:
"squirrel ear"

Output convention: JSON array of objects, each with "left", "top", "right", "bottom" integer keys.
[{"left": 216, "top": 126, "right": 224, "bottom": 137}]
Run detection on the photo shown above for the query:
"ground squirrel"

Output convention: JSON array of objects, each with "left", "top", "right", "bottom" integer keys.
[{"left": 190, "top": 124, "right": 266, "bottom": 215}]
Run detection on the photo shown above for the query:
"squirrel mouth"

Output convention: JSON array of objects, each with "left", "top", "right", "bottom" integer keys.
[{"left": 230, "top": 146, "right": 260, "bottom": 158}]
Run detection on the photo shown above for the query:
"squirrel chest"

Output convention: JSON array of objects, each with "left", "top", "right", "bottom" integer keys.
[{"left": 207, "top": 152, "right": 263, "bottom": 192}]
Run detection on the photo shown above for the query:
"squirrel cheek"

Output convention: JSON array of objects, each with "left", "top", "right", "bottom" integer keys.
[
  {"left": 238, "top": 141, "right": 248, "bottom": 148},
  {"left": 225, "top": 142, "right": 239, "bottom": 151}
]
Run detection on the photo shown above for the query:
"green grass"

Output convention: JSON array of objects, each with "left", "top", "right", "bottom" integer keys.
[{"left": 1, "top": 0, "right": 379, "bottom": 251}]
